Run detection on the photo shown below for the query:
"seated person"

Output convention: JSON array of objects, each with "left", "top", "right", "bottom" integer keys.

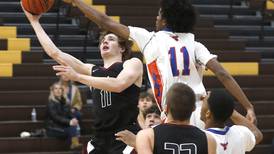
[
  {"left": 59, "top": 75, "right": 83, "bottom": 133},
  {"left": 45, "top": 82, "right": 82, "bottom": 150}
]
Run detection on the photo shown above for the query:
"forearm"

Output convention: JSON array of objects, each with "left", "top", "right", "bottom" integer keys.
[
  {"left": 72, "top": 0, "right": 129, "bottom": 39},
  {"left": 216, "top": 70, "right": 254, "bottom": 110},
  {"left": 77, "top": 74, "right": 125, "bottom": 92},
  {"left": 31, "top": 21, "right": 62, "bottom": 62},
  {"left": 31, "top": 21, "right": 92, "bottom": 75},
  {"left": 73, "top": 0, "right": 109, "bottom": 28},
  {"left": 231, "top": 110, "right": 263, "bottom": 144}
]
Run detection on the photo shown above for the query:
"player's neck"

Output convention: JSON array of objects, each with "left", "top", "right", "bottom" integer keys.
[
  {"left": 206, "top": 119, "right": 225, "bottom": 129},
  {"left": 103, "top": 56, "right": 122, "bottom": 68},
  {"left": 137, "top": 113, "right": 146, "bottom": 129},
  {"left": 167, "top": 119, "right": 190, "bottom": 126}
]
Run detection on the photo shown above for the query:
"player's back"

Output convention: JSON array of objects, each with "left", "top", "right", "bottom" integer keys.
[
  {"left": 144, "top": 31, "right": 206, "bottom": 110},
  {"left": 129, "top": 27, "right": 216, "bottom": 111},
  {"left": 206, "top": 125, "right": 256, "bottom": 154},
  {"left": 153, "top": 123, "right": 208, "bottom": 154}
]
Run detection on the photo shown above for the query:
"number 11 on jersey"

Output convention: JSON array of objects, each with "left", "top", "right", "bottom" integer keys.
[{"left": 169, "top": 46, "right": 190, "bottom": 76}]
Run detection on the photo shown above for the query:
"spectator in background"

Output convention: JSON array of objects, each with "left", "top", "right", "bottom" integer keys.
[
  {"left": 137, "top": 91, "right": 156, "bottom": 129},
  {"left": 115, "top": 104, "right": 161, "bottom": 149},
  {"left": 143, "top": 104, "right": 161, "bottom": 128},
  {"left": 59, "top": 75, "right": 83, "bottom": 122},
  {"left": 45, "top": 82, "right": 82, "bottom": 150}
]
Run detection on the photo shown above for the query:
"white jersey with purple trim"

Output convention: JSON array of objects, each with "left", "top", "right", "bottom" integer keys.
[
  {"left": 206, "top": 125, "right": 256, "bottom": 154},
  {"left": 129, "top": 26, "right": 216, "bottom": 111}
]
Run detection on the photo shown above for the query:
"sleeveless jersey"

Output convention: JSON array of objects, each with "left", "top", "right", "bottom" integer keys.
[
  {"left": 206, "top": 125, "right": 256, "bottom": 154},
  {"left": 90, "top": 62, "right": 140, "bottom": 132},
  {"left": 153, "top": 124, "right": 208, "bottom": 154},
  {"left": 129, "top": 26, "right": 216, "bottom": 111}
]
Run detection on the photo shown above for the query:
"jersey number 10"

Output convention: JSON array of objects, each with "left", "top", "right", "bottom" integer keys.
[{"left": 169, "top": 46, "right": 190, "bottom": 76}]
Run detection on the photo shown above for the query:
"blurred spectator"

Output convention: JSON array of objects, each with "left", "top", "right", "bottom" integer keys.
[
  {"left": 115, "top": 104, "right": 161, "bottom": 148},
  {"left": 143, "top": 104, "right": 161, "bottom": 128},
  {"left": 59, "top": 75, "right": 83, "bottom": 121},
  {"left": 137, "top": 91, "right": 156, "bottom": 129},
  {"left": 45, "top": 82, "right": 82, "bottom": 150}
]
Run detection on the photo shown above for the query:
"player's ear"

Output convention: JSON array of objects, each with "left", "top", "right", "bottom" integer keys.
[
  {"left": 192, "top": 105, "right": 196, "bottom": 112},
  {"left": 205, "top": 110, "right": 211, "bottom": 119},
  {"left": 120, "top": 47, "right": 125, "bottom": 53}
]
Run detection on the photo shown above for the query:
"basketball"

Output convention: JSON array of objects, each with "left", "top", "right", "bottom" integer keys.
[{"left": 21, "top": 0, "right": 55, "bottom": 15}]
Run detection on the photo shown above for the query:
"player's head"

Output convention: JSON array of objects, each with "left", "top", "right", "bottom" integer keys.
[
  {"left": 200, "top": 90, "right": 235, "bottom": 126},
  {"left": 156, "top": 0, "right": 197, "bottom": 32},
  {"left": 138, "top": 91, "right": 156, "bottom": 113},
  {"left": 99, "top": 31, "right": 133, "bottom": 61},
  {"left": 166, "top": 83, "right": 196, "bottom": 121},
  {"left": 144, "top": 104, "right": 161, "bottom": 128}
]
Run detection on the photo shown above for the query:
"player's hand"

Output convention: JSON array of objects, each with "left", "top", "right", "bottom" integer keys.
[
  {"left": 115, "top": 130, "right": 136, "bottom": 148},
  {"left": 246, "top": 108, "right": 257, "bottom": 125},
  {"left": 53, "top": 65, "right": 80, "bottom": 81},
  {"left": 20, "top": 2, "right": 41, "bottom": 22}
]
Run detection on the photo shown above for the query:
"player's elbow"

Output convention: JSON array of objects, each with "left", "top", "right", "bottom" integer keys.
[
  {"left": 47, "top": 49, "right": 59, "bottom": 59},
  {"left": 111, "top": 81, "right": 128, "bottom": 93},
  {"left": 98, "top": 16, "right": 113, "bottom": 31},
  {"left": 255, "top": 130, "right": 263, "bottom": 144}
]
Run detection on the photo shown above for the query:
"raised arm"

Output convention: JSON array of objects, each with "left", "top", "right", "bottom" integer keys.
[
  {"left": 22, "top": 3, "right": 93, "bottom": 75},
  {"left": 53, "top": 58, "right": 143, "bottom": 92},
  {"left": 67, "top": 0, "right": 129, "bottom": 39},
  {"left": 206, "top": 58, "right": 256, "bottom": 124},
  {"left": 231, "top": 110, "right": 263, "bottom": 144}
]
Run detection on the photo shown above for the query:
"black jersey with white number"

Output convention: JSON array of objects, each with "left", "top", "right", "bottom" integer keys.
[
  {"left": 90, "top": 62, "right": 140, "bottom": 133},
  {"left": 153, "top": 124, "right": 208, "bottom": 154}
]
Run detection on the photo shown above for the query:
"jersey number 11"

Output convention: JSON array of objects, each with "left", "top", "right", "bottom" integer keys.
[{"left": 169, "top": 46, "right": 190, "bottom": 76}]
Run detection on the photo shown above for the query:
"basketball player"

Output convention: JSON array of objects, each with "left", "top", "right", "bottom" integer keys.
[
  {"left": 136, "top": 83, "right": 216, "bottom": 154},
  {"left": 22, "top": 5, "right": 143, "bottom": 154},
  {"left": 200, "top": 90, "right": 263, "bottom": 154},
  {"left": 64, "top": 0, "right": 256, "bottom": 127}
]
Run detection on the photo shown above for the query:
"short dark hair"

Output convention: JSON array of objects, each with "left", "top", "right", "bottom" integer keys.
[
  {"left": 160, "top": 0, "right": 197, "bottom": 33},
  {"left": 99, "top": 31, "right": 133, "bottom": 61},
  {"left": 139, "top": 91, "right": 156, "bottom": 103},
  {"left": 166, "top": 83, "right": 195, "bottom": 121},
  {"left": 207, "top": 90, "right": 235, "bottom": 123},
  {"left": 143, "top": 104, "right": 161, "bottom": 119}
]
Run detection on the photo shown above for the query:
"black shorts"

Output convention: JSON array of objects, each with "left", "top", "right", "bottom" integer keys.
[{"left": 87, "top": 124, "right": 141, "bottom": 154}]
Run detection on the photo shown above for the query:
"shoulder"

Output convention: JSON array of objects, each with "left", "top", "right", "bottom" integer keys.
[
  {"left": 123, "top": 58, "right": 143, "bottom": 68},
  {"left": 205, "top": 131, "right": 217, "bottom": 154},
  {"left": 231, "top": 125, "right": 253, "bottom": 135},
  {"left": 231, "top": 125, "right": 250, "bottom": 131},
  {"left": 128, "top": 26, "right": 152, "bottom": 34},
  {"left": 137, "top": 128, "right": 154, "bottom": 138}
]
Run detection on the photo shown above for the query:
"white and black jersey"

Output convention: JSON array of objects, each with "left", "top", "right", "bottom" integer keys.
[{"left": 153, "top": 124, "right": 208, "bottom": 154}]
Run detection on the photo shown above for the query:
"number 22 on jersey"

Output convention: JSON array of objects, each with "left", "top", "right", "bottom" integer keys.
[{"left": 169, "top": 46, "right": 190, "bottom": 76}]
